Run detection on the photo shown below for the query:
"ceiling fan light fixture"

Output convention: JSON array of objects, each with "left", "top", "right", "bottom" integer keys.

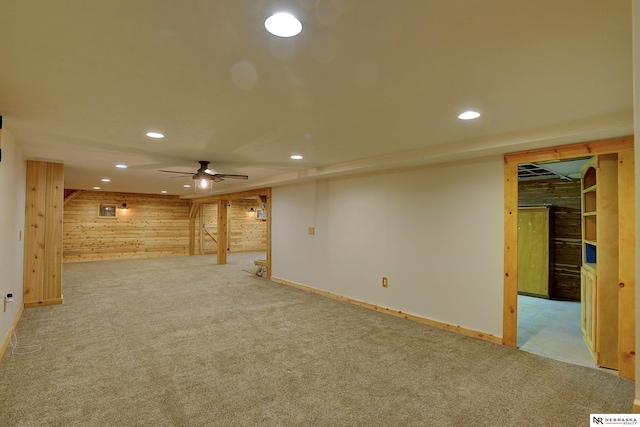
[
  {"left": 265, "top": 13, "right": 302, "bottom": 37},
  {"left": 197, "top": 178, "right": 210, "bottom": 189}
]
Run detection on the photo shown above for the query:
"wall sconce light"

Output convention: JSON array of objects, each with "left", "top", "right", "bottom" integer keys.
[
  {"left": 250, "top": 207, "right": 255, "bottom": 215},
  {"left": 121, "top": 203, "right": 127, "bottom": 210}
]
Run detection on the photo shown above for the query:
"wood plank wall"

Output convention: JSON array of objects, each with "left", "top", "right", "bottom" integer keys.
[
  {"left": 518, "top": 178, "right": 581, "bottom": 301},
  {"left": 63, "top": 191, "right": 191, "bottom": 262},
  {"left": 24, "top": 161, "right": 64, "bottom": 307},
  {"left": 200, "top": 204, "right": 219, "bottom": 254},
  {"left": 229, "top": 199, "right": 267, "bottom": 252},
  {"left": 64, "top": 192, "right": 267, "bottom": 262}
]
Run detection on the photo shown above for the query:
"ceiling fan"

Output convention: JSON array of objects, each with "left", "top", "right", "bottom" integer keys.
[{"left": 159, "top": 161, "right": 248, "bottom": 189}]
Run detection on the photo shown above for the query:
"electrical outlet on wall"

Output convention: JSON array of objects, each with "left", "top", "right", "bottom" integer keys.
[
  {"left": 4, "top": 293, "right": 14, "bottom": 312},
  {"left": 382, "top": 277, "right": 388, "bottom": 288}
]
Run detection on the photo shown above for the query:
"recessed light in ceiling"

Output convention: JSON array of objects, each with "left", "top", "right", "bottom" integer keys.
[
  {"left": 101, "top": 178, "right": 111, "bottom": 182},
  {"left": 265, "top": 13, "right": 302, "bottom": 37},
  {"left": 146, "top": 132, "right": 164, "bottom": 139},
  {"left": 183, "top": 184, "right": 191, "bottom": 188},
  {"left": 93, "top": 186, "right": 100, "bottom": 190},
  {"left": 290, "top": 155, "right": 303, "bottom": 160},
  {"left": 458, "top": 111, "right": 481, "bottom": 120},
  {"left": 115, "top": 164, "right": 127, "bottom": 169},
  {"left": 161, "top": 190, "right": 168, "bottom": 194}
]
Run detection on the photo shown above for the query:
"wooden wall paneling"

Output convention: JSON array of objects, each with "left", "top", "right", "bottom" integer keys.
[
  {"left": 23, "top": 161, "right": 47, "bottom": 304},
  {"left": 199, "top": 203, "right": 205, "bottom": 255},
  {"left": 202, "top": 204, "right": 218, "bottom": 254},
  {"left": 228, "top": 199, "right": 267, "bottom": 252},
  {"left": 217, "top": 200, "right": 228, "bottom": 264},
  {"left": 617, "top": 150, "right": 636, "bottom": 381},
  {"left": 503, "top": 162, "right": 518, "bottom": 347},
  {"left": 189, "top": 202, "right": 199, "bottom": 256},
  {"left": 63, "top": 192, "right": 191, "bottom": 262},
  {"left": 43, "top": 163, "right": 64, "bottom": 302}
]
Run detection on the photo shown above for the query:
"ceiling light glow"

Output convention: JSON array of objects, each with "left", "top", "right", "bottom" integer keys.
[
  {"left": 146, "top": 132, "right": 164, "bottom": 139},
  {"left": 183, "top": 184, "right": 191, "bottom": 188},
  {"left": 458, "top": 111, "right": 481, "bottom": 120},
  {"left": 290, "top": 155, "right": 303, "bottom": 160},
  {"left": 265, "top": 13, "right": 302, "bottom": 37},
  {"left": 93, "top": 186, "right": 100, "bottom": 190},
  {"left": 115, "top": 164, "right": 127, "bottom": 168},
  {"left": 101, "top": 178, "right": 111, "bottom": 182},
  {"left": 198, "top": 178, "right": 209, "bottom": 189},
  {"left": 161, "top": 190, "right": 168, "bottom": 194}
]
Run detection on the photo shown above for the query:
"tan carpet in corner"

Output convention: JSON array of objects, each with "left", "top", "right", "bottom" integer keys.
[{"left": 0, "top": 253, "right": 633, "bottom": 426}]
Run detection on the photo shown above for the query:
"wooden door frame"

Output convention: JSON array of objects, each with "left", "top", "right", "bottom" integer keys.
[
  {"left": 503, "top": 136, "right": 635, "bottom": 380},
  {"left": 189, "top": 187, "right": 272, "bottom": 277}
]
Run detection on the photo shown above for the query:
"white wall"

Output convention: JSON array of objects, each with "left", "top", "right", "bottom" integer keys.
[
  {"left": 0, "top": 129, "right": 26, "bottom": 344},
  {"left": 272, "top": 156, "right": 504, "bottom": 337}
]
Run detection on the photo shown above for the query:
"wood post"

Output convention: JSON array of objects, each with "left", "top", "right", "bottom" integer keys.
[
  {"left": 503, "top": 161, "right": 518, "bottom": 347},
  {"left": 23, "top": 161, "right": 64, "bottom": 307},
  {"left": 217, "top": 200, "right": 228, "bottom": 264}
]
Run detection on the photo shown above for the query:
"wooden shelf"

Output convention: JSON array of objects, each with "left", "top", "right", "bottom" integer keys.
[
  {"left": 584, "top": 239, "right": 597, "bottom": 246},
  {"left": 582, "top": 212, "right": 596, "bottom": 216},
  {"left": 582, "top": 184, "right": 597, "bottom": 193}
]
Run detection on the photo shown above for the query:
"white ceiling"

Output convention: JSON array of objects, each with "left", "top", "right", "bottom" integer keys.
[{"left": 0, "top": 0, "right": 633, "bottom": 197}]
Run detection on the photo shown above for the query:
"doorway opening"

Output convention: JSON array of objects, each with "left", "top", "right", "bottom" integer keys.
[
  {"left": 502, "top": 137, "right": 635, "bottom": 381},
  {"left": 516, "top": 158, "right": 593, "bottom": 367}
]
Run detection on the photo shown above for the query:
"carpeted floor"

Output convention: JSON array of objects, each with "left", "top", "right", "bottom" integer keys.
[{"left": 0, "top": 253, "right": 633, "bottom": 426}]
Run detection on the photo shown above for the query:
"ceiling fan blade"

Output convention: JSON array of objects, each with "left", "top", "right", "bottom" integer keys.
[
  {"left": 158, "top": 170, "right": 193, "bottom": 175},
  {"left": 213, "top": 174, "right": 249, "bottom": 180}
]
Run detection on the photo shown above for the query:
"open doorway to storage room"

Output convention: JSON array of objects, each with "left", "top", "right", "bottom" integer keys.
[
  {"left": 503, "top": 138, "right": 635, "bottom": 381},
  {"left": 516, "top": 158, "right": 593, "bottom": 367}
]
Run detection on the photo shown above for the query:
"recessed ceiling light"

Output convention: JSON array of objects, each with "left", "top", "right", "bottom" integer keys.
[
  {"left": 93, "top": 186, "right": 100, "bottom": 190},
  {"left": 458, "top": 111, "right": 481, "bottom": 120},
  {"left": 115, "top": 164, "right": 127, "bottom": 169},
  {"left": 146, "top": 132, "right": 164, "bottom": 139},
  {"left": 265, "top": 13, "right": 302, "bottom": 37},
  {"left": 161, "top": 190, "right": 168, "bottom": 194},
  {"left": 101, "top": 178, "right": 111, "bottom": 182},
  {"left": 183, "top": 184, "right": 191, "bottom": 188},
  {"left": 290, "top": 155, "right": 303, "bottom": 160}
]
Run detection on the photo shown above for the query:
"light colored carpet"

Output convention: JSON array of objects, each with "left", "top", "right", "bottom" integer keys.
[{"left": 0, "top": 253, "right": 633, "bottom": 426}]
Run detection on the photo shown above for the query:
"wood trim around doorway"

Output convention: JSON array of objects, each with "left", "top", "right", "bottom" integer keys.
[
  {"left": 190, "top": 187, "right": 271, "bottom": 278},
  {"left": 503, "top": 136, "right": 635, "bottom": 381}
]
